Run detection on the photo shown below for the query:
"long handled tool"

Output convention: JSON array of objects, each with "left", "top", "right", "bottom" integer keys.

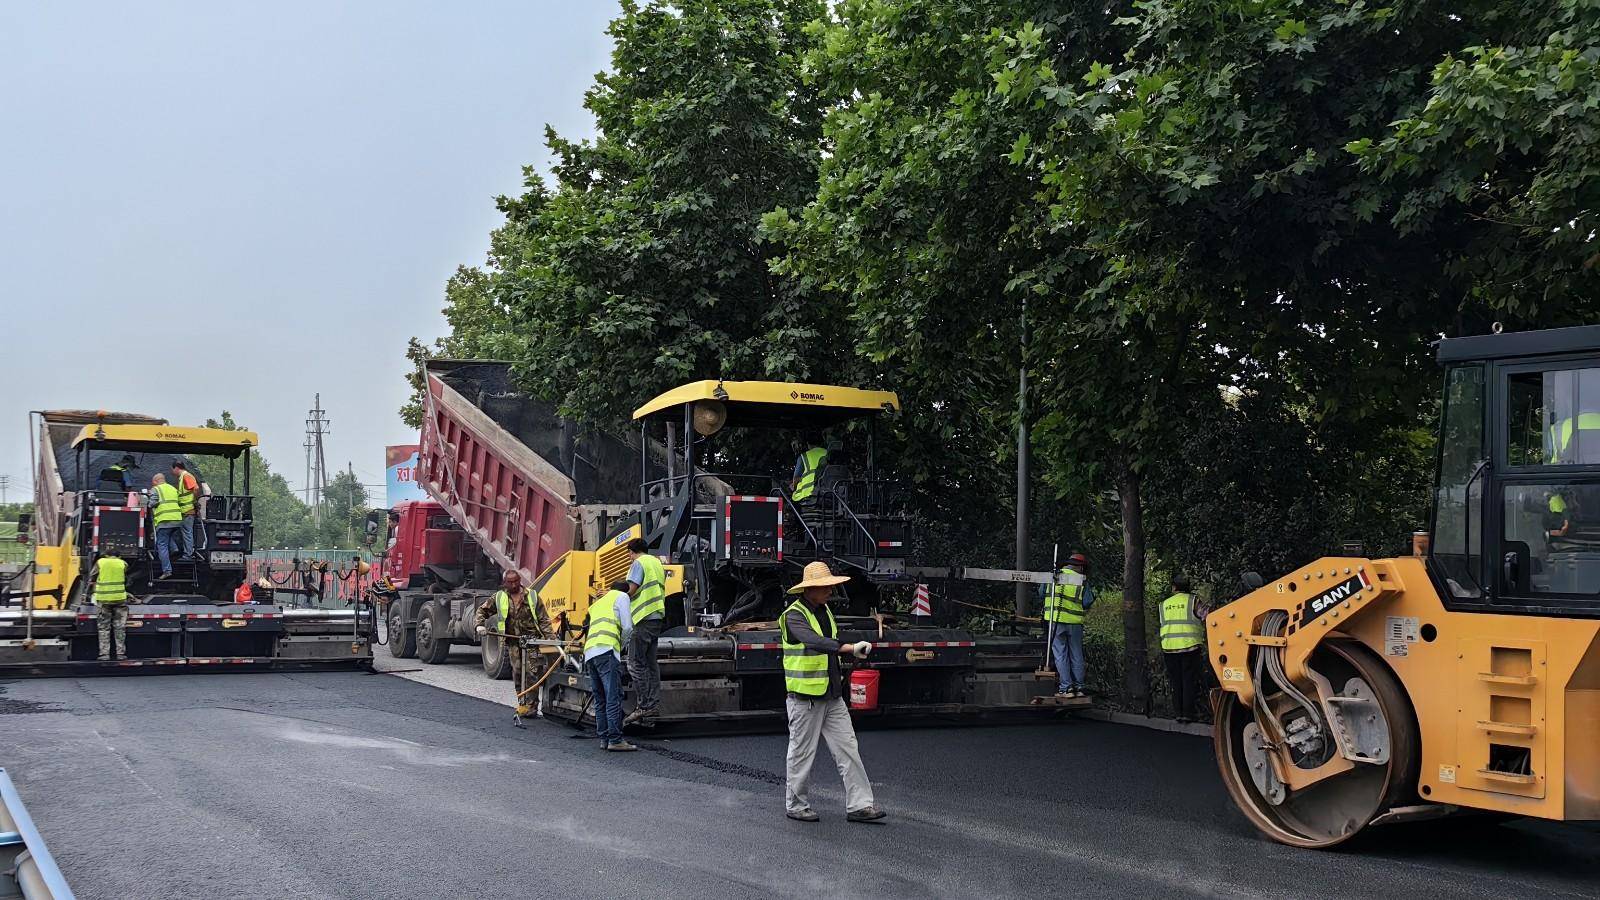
[{"left": 1037, "top": 544, "right": 1059, "bottom": 677}]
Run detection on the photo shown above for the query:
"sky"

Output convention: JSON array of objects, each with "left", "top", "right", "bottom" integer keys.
[{"left": 0, "top": 1, "right": 620, "bottom": 503}]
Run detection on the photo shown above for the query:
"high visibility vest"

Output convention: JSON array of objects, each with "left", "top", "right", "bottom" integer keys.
[
  {"left": 174, "top": 471, "right": 197, "bottom": 515},
  {"left": 793, "top": 447, "right": 827, "bottom": 501},
  {"left": 584, "top": 590, "right": 626, "bottom": 656},
  {"left": 779, "top": 600, "right": 836, "bottom": 697},
  {"left": 93, "top": 557, "right": 128, "bottom": 604},
  {"left": 1160, "top": 592, "right": 1205, "bottom": 652},
  {"left": 1549, "top": 413, "right": 1600, "bottom": 463},
  {"left": 630, "top": 553, "right": 666, "bottom": 624},
  {"left": 1044, "top": 575, "right": 1086, "bottom": 624},
  {"left": 152, "top": 482, "right": 182, "bottom": 525},
  {"left": 494, "top": 589, "right": 533, "bottom": 633},
  {"left": 1551, "top": 493, "right": 1569, "bottom": 514}
]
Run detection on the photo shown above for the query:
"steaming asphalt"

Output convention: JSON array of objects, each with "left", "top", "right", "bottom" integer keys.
[{"left": 1, "top": 668, "right": 1597, "bottom": 899}]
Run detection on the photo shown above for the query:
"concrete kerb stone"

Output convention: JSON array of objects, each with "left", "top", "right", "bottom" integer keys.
[{"left": 1077, "top": 708, "right": 1211, "bottom": 737}]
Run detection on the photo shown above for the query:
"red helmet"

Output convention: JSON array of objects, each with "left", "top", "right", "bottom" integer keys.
[{"left": 1066, "top": 553, "right": 1088, "bottom": 570}]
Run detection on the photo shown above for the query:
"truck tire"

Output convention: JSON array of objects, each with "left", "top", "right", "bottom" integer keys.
[
  {"left": 482, "top": 628, "right": 512, "bottom": 680},
  {"left": 415, "top": 599, "right": 453, "bottom": 664},
  {"left": 387, "top": 604, "right": 417, "bottom": 659}
]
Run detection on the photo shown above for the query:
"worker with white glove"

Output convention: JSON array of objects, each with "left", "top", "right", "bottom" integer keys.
[
  {"left": 779, "top": 561, "right": 886, "bottom": 825},
  {"left": 473, "top": 570, "right": 538, "bottom": 718}
]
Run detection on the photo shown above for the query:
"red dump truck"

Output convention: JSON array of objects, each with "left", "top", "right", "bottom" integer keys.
[{"left": 379, "top": 361, "right": 643, "bottom": 677}]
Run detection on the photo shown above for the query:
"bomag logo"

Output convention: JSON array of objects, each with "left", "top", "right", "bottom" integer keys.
[
  {"left": 791, "top": 391, "right": 825, "bottom": 402},
  {"left": 221, "top": 618, "right": 248, "bottom": 628},
  {"left": 154, "top": 431, "right": 189, "bottom": 440}
]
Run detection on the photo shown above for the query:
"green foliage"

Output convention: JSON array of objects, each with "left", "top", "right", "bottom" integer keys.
[
  {"left": 414, "top": 0, "right": 1600, "bottom": 710},
  {"left": 198, "top": 412, "right": 370, "bottom": 550}
]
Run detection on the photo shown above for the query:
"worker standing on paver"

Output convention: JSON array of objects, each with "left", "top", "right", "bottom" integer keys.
[
  {"left": 98, "top": 454, "right": 138, "bottom": 491},
  {"left": 789, "top": 440, "right": 828, "bottom": 503},
  {"left": 583, "top": 580, "right": 637, "bottom": 752},
  {"left": 171, "top": 460, "right": 202, "bottom": 558},
  {"left": 1045, "top": 552, "right": 1093, "bottom": 699},
  {"left": 88, "top": 552, "right": 130, "bottom": 660},
  {"left": 622, "top": 538, "right": 666, "bottom": 725},
  {"left": 1159, "top": 576, "right": 1206, "bottom": 723},
  {"left": 781, "top": 561, "right": 885, "bottom": 824},
  {"left": 148, "top": 473, "right": 182, "bottom": 578},
  {"left": 474, "top": 570, "right": 539, "bottom": 721}
]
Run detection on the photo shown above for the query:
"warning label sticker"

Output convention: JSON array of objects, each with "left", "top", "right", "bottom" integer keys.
[{"left": 1386, "top": 616, "right": 1420, "bottom": 657}]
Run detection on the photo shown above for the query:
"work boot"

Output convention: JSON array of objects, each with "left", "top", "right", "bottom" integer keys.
[
  {"left": 622, "top": 708, "right": 654, "bottom": 726},
  {"left": 786, "top": 808, "right": 820, "bottom": 823},
  {"left": 605, "top": 740, "right": 639, "bottom": 752},
  {"left": 97, "top": 654, "right": 110, "bottom": 662},
  {"left": 1053, "top": 691, "right": 1072, "bottom": 700},
  {"left": 846, "top": 807, "right": 887, "bottom": 823}
]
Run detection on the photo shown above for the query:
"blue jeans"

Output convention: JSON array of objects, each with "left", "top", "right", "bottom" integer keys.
[
  {"left": 586, "top": 652, "right": 625, "bottom": 745},
  {"left": 154, "top": 524, "right": 179, "bottom": 575},
  {"left": 1051, "top": 622, "right": 1086, "bottom": 692},
  {"left": 179, "top": 516, "right": 196, "bottom": 557}
]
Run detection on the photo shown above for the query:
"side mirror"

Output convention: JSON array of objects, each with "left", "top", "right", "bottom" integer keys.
[
  {"left": 14, "top": 513, "right": 30, "bottom": 544},
  {"left": 1239, "top": 571, "right": 1265, "bottom": 591}
]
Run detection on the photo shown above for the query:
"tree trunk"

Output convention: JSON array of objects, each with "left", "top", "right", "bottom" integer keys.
[{"left": 1119, "top": 462, "right": 1150, "bottom": 712}]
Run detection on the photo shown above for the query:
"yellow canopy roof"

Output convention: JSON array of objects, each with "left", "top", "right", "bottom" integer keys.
[
  {"left": 633, "top": 380, "right": 900, "bottom": 429},
  {"left": 71, "top": 423, "right": 259, "bottom": 458}
]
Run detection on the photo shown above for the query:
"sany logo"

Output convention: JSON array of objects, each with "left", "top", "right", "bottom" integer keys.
[{"left": 1305, "top": 570, "right": 1371, "bottom": 618}]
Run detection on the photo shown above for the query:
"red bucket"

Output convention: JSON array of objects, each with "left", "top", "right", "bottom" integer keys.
[{"left": 848, "top": 668, "right": 880, "bottom": 711}]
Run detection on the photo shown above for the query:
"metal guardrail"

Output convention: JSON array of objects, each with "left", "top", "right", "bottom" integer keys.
[{"left": 0, "top": 767, "right": 74, "bottom": 899}]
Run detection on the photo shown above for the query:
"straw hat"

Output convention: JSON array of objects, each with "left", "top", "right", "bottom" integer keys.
[{"left": 788, "top": 561, "right": 851, "bottom": 594}]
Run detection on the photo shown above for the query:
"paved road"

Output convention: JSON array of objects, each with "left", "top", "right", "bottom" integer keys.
[{"left": 1, "top": 671, "right": 1597, "bottom": 900}]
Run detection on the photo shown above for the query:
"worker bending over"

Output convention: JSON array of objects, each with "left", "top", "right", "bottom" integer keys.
[
  {"left": 1045, "top": 552, "right": 1093, "bottom": 699},
  {"left": 623, "top": 538, "right": 667, "bottom": 725},
  {"left": 781, "top": 561, "right": 885, "bottom": 824},
  {"left": 475, "top": 570, "right": 539, "bottom": 722},
  {"left": 88, "top": 553, "right": 130, "bottom": 661},
  {"left": 1159, "top": 576, "right": 1207, "bottom": 723},
  {"left": 148, "top": 474, "right": 182, "bottom": 578},
  {"left": 583, "top": 580, "right": 636, "bottom": 752}
]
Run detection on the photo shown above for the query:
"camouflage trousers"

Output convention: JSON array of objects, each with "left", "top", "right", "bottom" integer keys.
[{"left": 97, "top": 603, "right": 128, "bottom": 660}]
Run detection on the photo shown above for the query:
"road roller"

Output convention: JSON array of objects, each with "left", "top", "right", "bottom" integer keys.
[{"left": 1209, "top": 323, "right": 1600, "bottom": 847}]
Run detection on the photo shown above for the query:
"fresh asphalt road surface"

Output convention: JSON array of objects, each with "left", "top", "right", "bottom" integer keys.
[{"left": 1, "top": 670, "right": 1598, "bottom": 900}]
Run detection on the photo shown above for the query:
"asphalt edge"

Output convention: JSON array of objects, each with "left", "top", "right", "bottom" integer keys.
[{"left": 1078, "top": 708, "right": 1211, "bottom": 737}]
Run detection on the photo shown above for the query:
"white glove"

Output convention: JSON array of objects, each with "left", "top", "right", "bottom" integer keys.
[
  {"left": 853, "top": 641, "right": 872, "bottom": 659},
  {"left": 475, "top": 625, "right": 488, "bottom": 637}
]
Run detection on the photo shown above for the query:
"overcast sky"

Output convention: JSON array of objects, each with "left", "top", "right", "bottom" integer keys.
[{"left": 1, "top": 1, "right": 618, "bottom": 501}]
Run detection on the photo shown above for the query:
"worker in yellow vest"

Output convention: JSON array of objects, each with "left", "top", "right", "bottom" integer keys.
[
  {"left": 780, "top": 561, "right": 884, "bottom": 824},
  {"left": 622, "top": 538, "right": 667, "bottom": 725},
  {"left": 473, "top": 569, "right": 540, "bottom": 721},
  {"left": 148, "top": 473, "right": 183, "bottom": 577},
  {"left": 583, "top": 580, "right": 636, "bottom": 752},
  {"left": 88, "top": 553, "right": 131, "bottom": 661},
  {"left": 790, "top": 443, "right": 828, "bottom": 503},
  {"left": 1044, "top": 552, "right": 1093, "bottom": 698},
  {"left": 170, "top": 460, "right": 204, "bottom": 558},
  {"left": 1159, "top": 576, "right": 1207, "bottom": 723}
]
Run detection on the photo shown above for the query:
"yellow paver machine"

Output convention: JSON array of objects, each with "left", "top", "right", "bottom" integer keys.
[{"left": 1210, "top": 324, "right": 1600, "bottom": 846}]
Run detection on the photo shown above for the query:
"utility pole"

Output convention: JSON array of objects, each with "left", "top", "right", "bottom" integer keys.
[
  {"left": 0, "top": 475, "right": 9, "bottom": 505},
  {"left": 305, "top": 395, "right": 331, "bottom": 525},
  {"left": 1015, "top": 296, "right": 1031, "bottom": 618},
  {"left": 346, "top": 461, "right": 355, "bottom": 547}
]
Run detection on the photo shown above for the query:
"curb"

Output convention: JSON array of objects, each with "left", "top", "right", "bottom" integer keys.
[{"left": 1077, "top": 708, "right": 1211, "bottom": 737}]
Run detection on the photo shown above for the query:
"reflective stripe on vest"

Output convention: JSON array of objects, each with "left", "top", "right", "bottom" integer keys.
[
  {"left": 175, "top": 471, "right": 197, "bottom": 514},
  {"left": 630, "top": 554, "right": 666, "bottom": 624},
  {"left": 1549, "top": 412, "right": 1600, "bottom": 462},
  {"left": 584, "top": 591, "right": 626, "bottom": 655},
  {"left": 793, "top": 447, "right": 827, "bottom": 501},
  {"left": 495, "top": 589, "right": 532, "bottom": 632},
  {"left": 1044, "top": 576, "right": 1085, "bottom": 624},
  {"left": 779, "top": 600, "right": 837, "bottom": 696},
  {"left": 152, "top": 482, "right": 182, "bottom": 525},
  {"left": 1159, "top": 592, "right": 1204, "bottom": 652},
  {"left": 93, "top": 557, "right": 128, "bottom": 604}
]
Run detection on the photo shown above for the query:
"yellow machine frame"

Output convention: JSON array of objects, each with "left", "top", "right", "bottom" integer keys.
[{"left": 1211, "top": 554, "right": 1600, "bottom": 823}]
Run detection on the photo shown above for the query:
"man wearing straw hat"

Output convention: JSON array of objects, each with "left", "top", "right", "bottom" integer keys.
[{"left": 781, "top": 561, "right": 886, "bottom": 824}]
